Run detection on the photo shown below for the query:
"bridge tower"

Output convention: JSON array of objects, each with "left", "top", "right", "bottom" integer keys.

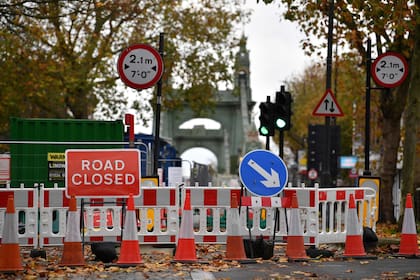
[{"left": 159, "top": 36, "right": 259, "bottom": 175}]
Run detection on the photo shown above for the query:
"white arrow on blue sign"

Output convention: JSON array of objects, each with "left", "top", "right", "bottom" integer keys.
[{"left": 239, "top": 149, "right": 288, "bottom": 197}]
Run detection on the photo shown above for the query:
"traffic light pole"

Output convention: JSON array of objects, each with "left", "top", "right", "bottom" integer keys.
[
  {"left": 279, "top": 130, "right": 284, "bottom": 158},
  {"left": 265, "top": 135, "right": 270, "bottom": 150}
]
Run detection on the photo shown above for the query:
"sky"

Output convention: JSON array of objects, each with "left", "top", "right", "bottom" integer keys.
[
  {"left": 244, "top": 1, "right": 310, "bottom": 103},
  {"left": 180, "top": 1, "right": 314, "bottom": 174}
]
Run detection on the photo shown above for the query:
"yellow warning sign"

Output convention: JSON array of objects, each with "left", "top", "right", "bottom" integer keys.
[
  {"left": 48, "top": 152, "right": 65, "bottom": 162},
  {"left": 358, "top": 176, "right": 380, "bottom": 227}
]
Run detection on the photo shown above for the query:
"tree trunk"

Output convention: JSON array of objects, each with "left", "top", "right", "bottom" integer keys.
[
  {"left": 379, "top": 113, "right": 400, "bottom": 223},
  {"left": 378, "top": 79, "right": 409, "bottom": 223}
]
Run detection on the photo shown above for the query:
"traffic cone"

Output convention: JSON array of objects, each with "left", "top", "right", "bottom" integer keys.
[
  {"left": 60, "top": 196, "right": 85, "bottom": 266},
  {"left": 0, "top": 195, "right": 23, "bottom": 272},
  {"left": 343, "top": 194, "right": 368, "bottom": 258},
  {"left": 173, "top": 190, "right": 197, "bottom": 262},
  {"left": 285, "top": 193, "right": 309, "bottom": 261},
  {"left": 397, "top": 193, "right": 420, "bottom": 257},
  {"left": 117, "top": 193, "right": 142, "bottom": 265},
  {"left": 225, "top": 193, "right": 247, "bottom": 261}
]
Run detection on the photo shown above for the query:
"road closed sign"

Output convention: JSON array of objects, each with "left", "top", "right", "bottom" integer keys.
[{"left": 65, "top": 149, "right": 141, "bottom": 197}]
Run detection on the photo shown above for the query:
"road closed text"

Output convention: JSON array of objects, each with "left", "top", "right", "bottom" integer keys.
[
  {"left": 71, "top": 159, "right": 136, "bottom": 186},
  {"left": 66, "top": 149, "right": 141, "bottom": 197}
]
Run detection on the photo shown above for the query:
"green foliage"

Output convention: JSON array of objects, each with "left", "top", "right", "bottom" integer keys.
[
  {"left": 0, "top": 0, "right": 247, "bottom": 134},
  {"left": 284, "top": 54, "right": 369, "bottom": 159},
  {"left": 268, "top": 0, "right": 417, "bottom": 222}
]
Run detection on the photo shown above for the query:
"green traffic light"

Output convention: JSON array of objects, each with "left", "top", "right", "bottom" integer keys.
[
  {"left": 276, "top": 118, "right": 286, "bottom": 129},
  {"left": 259, "top": 126, "right": 269, "bottom": 136}
]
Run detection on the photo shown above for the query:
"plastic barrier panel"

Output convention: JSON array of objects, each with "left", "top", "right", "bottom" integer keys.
[
  {"left": 0, "top": 185, "right": 38, "bottom": 247},
  {"left": 182, "top": 187, "right": 241, "bottom": 243},
  {"left": 317, "top": 187, "right": 377, "bottom": 245}
]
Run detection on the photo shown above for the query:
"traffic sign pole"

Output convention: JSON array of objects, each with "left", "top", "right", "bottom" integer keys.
[
  {"left": 322, "top": 0, "right": 334, "bottom": 188},
  {"left": 364, "top": 39, "right": 372, "bottom": 175},
  {"left": 153, "top": 33, "right": 164, "bottom": 177},
  {"left": 366, "top": 45, "right": 409, "bottom": 176},
  {"left": 118, "top": 39, "right": 165, "bottom": 178}
]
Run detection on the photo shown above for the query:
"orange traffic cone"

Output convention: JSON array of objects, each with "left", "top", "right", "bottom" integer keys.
[
  {"left": 0, "top": 195, "right": 23, "bottom": 272},
  {"left": 225, "top": 193, "right": 247, "bottom": 261},
  {"left": 173, "top": 190, "right": 197, "bottom": 262},
  {"left": 285, "top": 193, "right": 309, "bottom": 261},
  {"left": 60, "top": 196, "right": 85, "bottom": 266},
  {"left": 397, "top": 193, "right": 420, "bottom": 257},
  {"left": 117, "top": 193, "right": 142, "bottom": 265},
  {"left": 343, "top": 193, "right": 371, "bottom": 259}
]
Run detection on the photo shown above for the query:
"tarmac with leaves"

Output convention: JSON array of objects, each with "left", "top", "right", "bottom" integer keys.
[{"left": 0, "top": 224, "right": 419, "bottom": 280}]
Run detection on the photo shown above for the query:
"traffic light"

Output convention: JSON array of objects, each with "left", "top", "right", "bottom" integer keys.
[
  {"left": 258, "top": 101, "right": 275, "bottom": 136},
  {"left": 274, "top": 89, "right": 292, "bottom": 131}
]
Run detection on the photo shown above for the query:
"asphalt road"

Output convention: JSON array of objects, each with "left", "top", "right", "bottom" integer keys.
[
  {"left": 58, "top": 257, "right": 420, "bottom": 280},
  {"left": 6, "top": 244, "right": 419, "bottom": 280},
  {"left": 212, "top": 257, "right": 420, "bottom": 280}
]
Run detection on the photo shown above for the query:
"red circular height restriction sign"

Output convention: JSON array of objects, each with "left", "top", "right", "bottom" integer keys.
[
  {"left": 371, "top": 52, "right": 408, "bottom": 88},
  {"left": 117, "top": 44, "right": 163, "bottom": 90}
]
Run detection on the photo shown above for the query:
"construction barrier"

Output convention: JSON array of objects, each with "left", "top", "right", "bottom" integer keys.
[
  {"left": 183, "top": 187, "right": 241, "bottom": 243},
  {"left": 39, "top": 185, "right": 179, "bottom": 246},
  {"left": 0, "top": 183, "right": 378, "bottom": 248},
  {"left": 0, "top": 184, "right": 38, "bottom": 247},
  {"left": 317, "top": 186, "right": 377, "bottom": 245}
]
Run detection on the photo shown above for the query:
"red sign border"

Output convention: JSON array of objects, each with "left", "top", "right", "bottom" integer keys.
[
  {"left": 65, "top": 149, "right": 141, "bottom": 198},
  {"left": 312, "top": 89, "right": 344, "bottom": 117},
  {"left": 117, "top": 43, "right": 164, "bottom": 90},
  {"left": 371, "top": 52, "right": 408, "bottom": 88}
]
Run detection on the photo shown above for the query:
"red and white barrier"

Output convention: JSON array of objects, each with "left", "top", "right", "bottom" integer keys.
[
  {"left": 1, "top": 184, "right": 378, "bottom": 248},
  {"left": 240, "top": 195, "right": 286, "bottom": 237},
  {"left": 182, "top": 187, "right": 241, "bottom": 243},
  {"left": 0, "top": 185, "right": 38, "bottom": 247},
  {"left": 39, "top": 186, "right": 179, "bottom": 246},
  {"left": 317, "top": 187, "right": 377, "bottom": 245},
  {"left": 134, "top": 187, "right": 179, "bottom": 244}
]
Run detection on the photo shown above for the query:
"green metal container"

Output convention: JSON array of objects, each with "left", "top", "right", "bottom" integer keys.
[{"left": 10, "top": 118, "right": 124, "bottom": 188}]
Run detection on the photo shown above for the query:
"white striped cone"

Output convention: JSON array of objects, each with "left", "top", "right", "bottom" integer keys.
[
  {"left": 398, "top": 194, "right": 419, "bottom": 256},
  {"left": 0, "top": 195, "right": 23, "bottom": 272},
  {"left": 225, "top": 193, "right": 247, "bottom": 260},
  {"left": 285, "top": 193, "right": 309, "bottom": 260},
  {"left": 174, "top": 191, "right": 197, "bottom": 262},
  {"left": 117, "top": 193, "right": 142, "bottom": 265},
  {"left": 60, "top": 196, "right": 85, "bottom": 266},
  {"left": 343, "top": 194, "right": 366, "bottom": 257}
]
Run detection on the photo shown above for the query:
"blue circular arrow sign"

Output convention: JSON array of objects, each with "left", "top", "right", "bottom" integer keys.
[{"left": 239, "top": 149, "right": 288, "bottom": 196}]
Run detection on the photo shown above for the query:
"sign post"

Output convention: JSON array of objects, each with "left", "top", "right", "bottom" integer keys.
[
  {"left": 65, "top": 149, "right": 141, "bottom": 197},
  {"left": 312, "top": 88, "right": 343, "bottom": 187},
  {"left": 117, "top": 38, "right": 165, "bottom": 178}
]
